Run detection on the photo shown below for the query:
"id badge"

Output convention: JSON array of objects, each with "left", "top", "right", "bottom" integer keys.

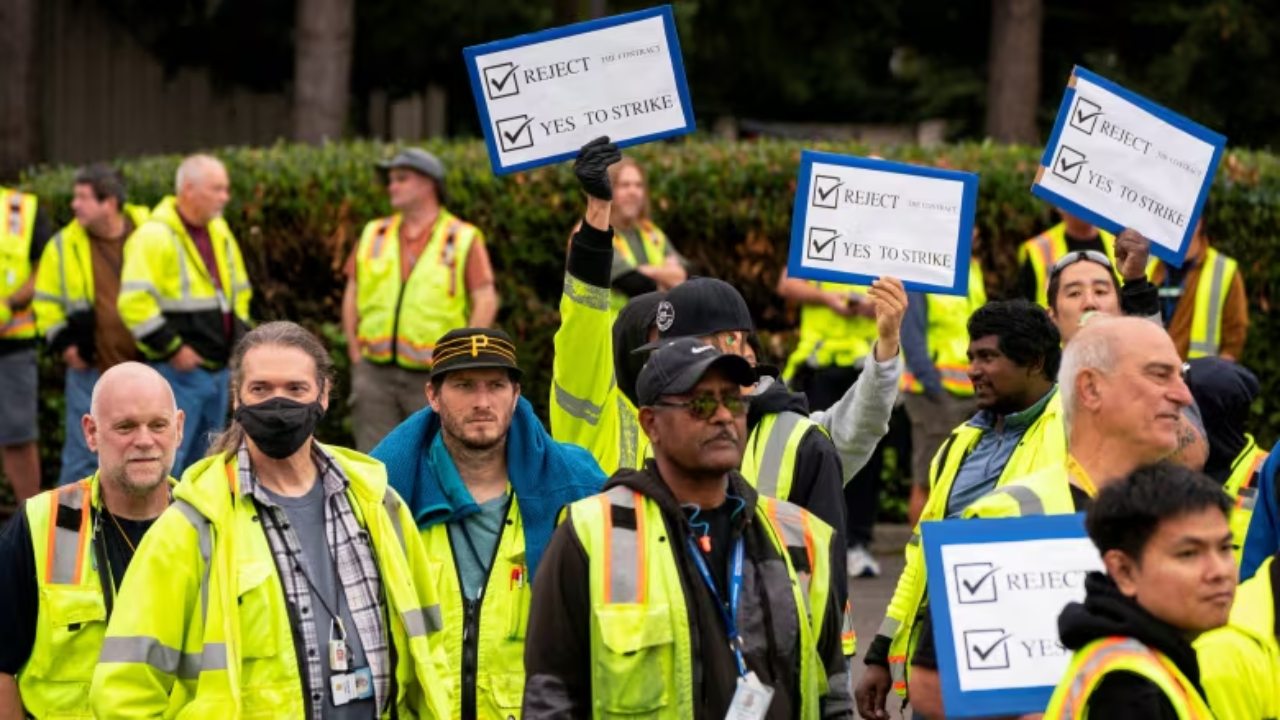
[
  {"left": 329, "top": 639, "right": 349, "bottom": 672},
  {"left": 351, "top": 667, "right": 375, "bottom": 700},
  {"left": 725, "top": 672, "right": 774, "bottom": 720},
  {"left": 330, "top": 673, "right": 354, "bottom": 706}
]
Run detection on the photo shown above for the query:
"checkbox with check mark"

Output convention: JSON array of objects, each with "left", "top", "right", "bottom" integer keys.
[
  {"left": 1070, "top": 96, "right": 1102, "bottom": 135},
  {"left": 807, "top": 227, "right": 840, "bottom": 262},
  {"left": 954, "top": 562, "right": 1000, "bottom": 604},
  {"left": 964, "top": 629, "right": 1012, "bottom": 671},
  {"left": 483, "top": 62, "right": 520, "bottom": 100},
  {"left": 811, "top": 175, "right": 843, "bottom": 209},
  {"left": 1052, "top": 145, "right": 1087, "bottom": 184},
  {"left": 496, "top": 115, "right": 535, "bottom": 152}
]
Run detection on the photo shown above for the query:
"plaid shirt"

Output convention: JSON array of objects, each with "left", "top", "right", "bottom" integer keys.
[{"left": 239, "top": 443, "right": 390, "bottom": 718}]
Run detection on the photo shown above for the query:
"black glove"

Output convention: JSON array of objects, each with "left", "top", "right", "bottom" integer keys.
[{"left": 573, "top": 136, "right": 622, "bottom": 201}]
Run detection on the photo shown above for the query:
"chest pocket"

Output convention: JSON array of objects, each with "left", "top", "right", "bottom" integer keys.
[
  {"left": 237, "top": 560, "right": 280, "bottom": 660},
  {"left": 593, "top": 603, "right": 675, "bottom": 716},
  {"left": 31, "top": 584, "right": 106, "bottom": 680}
]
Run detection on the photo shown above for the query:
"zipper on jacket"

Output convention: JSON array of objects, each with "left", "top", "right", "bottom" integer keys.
[{"left": 448, "top": 499, "right": 513, "bottom": 720}]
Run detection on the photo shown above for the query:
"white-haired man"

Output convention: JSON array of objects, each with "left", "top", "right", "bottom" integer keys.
[{"left": 118, "top": 154, "right": 251, "bottom": 473}]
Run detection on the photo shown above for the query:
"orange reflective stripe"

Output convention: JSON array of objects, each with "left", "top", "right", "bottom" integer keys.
[
  {"left": 43, "top": 491, "right": 59, "bottom": 584},
  {"left": 599, "top": 494, "right": 614, "bottom": 604},
  {"left": 45, "top": 481, "right": 92, "bottom": 585},
  {"left": 634, "top": 491, "right": 647, "bottom": 604},
  {"left": 1237, "top": 454, "right": 1268, "bottom": 509}
]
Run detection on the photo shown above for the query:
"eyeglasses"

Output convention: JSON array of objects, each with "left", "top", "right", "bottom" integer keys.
[
  {"left": 653, "top": 393, "right": 749, "bottom": 420},
  {"left": 1049, "top": 250, "right": 1112, "bottom": 279}
]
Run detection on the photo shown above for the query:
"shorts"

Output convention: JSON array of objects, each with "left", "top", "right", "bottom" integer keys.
[{"left": 0, "top": 348, "right": 38, "bottom": 445}]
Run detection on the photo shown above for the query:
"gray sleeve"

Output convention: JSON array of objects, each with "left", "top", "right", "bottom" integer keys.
[{"left": 809, "top": 344, "right": 901, "bottom": 482}]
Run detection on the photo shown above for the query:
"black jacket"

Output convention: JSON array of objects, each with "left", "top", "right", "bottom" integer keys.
[
  {"left": 747, "top": 377, "right": 850, "bottom": 599},
  {"left": 522, "top": 464, "right": 854, "bottom": 719},
  {"left": 1057, "top": 572, "right": 1207, "bottom": 720}
]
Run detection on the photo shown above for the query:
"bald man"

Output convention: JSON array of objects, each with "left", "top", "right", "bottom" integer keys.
[
  {"left": 0, "top": 362, "right": 182, "bottom": 718},
  {"left": 118, "top": 154, "right": 251, "bottom": 473}
]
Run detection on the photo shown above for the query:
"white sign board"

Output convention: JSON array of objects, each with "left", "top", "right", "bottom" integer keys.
[
  {"left": 464, "top": 5, "right": 695, "bottom": 175},
  {"left": 923, "top": 514, "right": 1105, "bottom": 717},
  {"left": 1033, "top": 66, "right": 1226, "bottom": 266},
  {"left": 787, "top": 151, "right": 978, "bottom": 296}
]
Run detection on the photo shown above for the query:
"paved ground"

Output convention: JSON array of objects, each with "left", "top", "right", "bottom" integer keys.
[{"left": 844, "top": 523, "right": 910, "bottom": 715}]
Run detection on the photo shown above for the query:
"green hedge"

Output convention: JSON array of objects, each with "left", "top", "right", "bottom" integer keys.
[{"left": 17, "top": 139, "right": 1280, "bottom": 484}]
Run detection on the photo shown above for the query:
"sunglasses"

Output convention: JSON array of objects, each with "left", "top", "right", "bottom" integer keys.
[
  {"left": 1049, "top": 250, "right": 1112, "bottom": 279},
  {"left": 653, "top": 393, "right": 749, "bottom": 420}
]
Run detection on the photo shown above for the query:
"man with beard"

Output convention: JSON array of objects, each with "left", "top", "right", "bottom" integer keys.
[
  {"left": 370, "top": 327, "right": 605, "bottom": 718},
  {"left": 0, "top": 362, "right": 182, "bottom": 718},
  {"left": 858, "top": 300, "right": 1065, "bottom": 717},
  {"left": 524, "top": 338, "right": 853, "bottom": 718},
  {"left": 91, "top": 321, "right": 451, "bottom": 719}
]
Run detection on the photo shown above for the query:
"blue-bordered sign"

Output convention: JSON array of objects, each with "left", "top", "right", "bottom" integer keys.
[
  {"left": 1033, "top": 66, "right": 1226, "bottom": 267},
  {"left": 921, "top": 514, "right": 1103, "bottom": 717},
  {"left": 787, "top": 151, "right": 979, "bottom": 296},
  {"left": 464, "top": 5, "right": 695, "bottom": 175}
]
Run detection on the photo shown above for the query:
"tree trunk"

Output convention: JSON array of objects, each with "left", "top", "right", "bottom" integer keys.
[
  {"left": 984, "top": 0, "right": 1043, "bottom": 143},
  {"left": 0, "top": 0, "right": 40, "bottom": 180},
  {"left": 553, "top": 0, "right": 580, "bottom": 25},
  {"left": 293, "top": 0, "right": 355, "bottom": 144}
]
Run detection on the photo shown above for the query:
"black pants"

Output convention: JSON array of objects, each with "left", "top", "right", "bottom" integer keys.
[{"left": 801, "top": 365, "right": 881, "bottom": 547}]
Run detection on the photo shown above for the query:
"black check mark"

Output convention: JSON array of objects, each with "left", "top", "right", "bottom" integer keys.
[
  {"left": 816, "top": 180, "right": 842, "bottom": 203},
  {"left": 811, "top": 232, "right": 841, "bottom": 254},
  {"left": 971, "top": 634, "right": 1011, "bottom": 661},
  {"left": 1075, "top": 106, "right": 1101, "bottom": 125},
  {"left": 502, "top": 117, "right": 534, "bottom": 145},
  {"left": 960, "top": 566, "right": 1000, "bottom": 596},
  {"left": 488, "top": 64, "right": 518, "bottom": 93},
  {"left": 1059, "top": 155, "right": 1086, "bottom": 173}
]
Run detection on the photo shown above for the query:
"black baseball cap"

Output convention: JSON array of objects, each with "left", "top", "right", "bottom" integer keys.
[
  {"left": 653, "top": 277, "right": 755, "bottom": 340},
  {"left": 636, "top": 337, "right": 756, "bottom": 406},
  {"left": 430, "top": 328, "right": 523, "bottom": 380}
]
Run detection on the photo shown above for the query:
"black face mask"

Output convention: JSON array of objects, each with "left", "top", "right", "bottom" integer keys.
[{"left": 234, "top": 397, "right": 325, "bottom": 459}]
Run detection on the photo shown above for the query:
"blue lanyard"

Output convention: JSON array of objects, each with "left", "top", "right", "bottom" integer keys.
[{"left": 686, "top": 535, "right": 749, "bottom": 677}]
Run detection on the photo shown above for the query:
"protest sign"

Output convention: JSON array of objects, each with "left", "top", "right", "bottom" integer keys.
[
  {"left": 922, "top": 514, "right": 1104, "bottom": 718},
  {"left": 1033, "top": 66, "right": 1226, "bottom": 266},
  {"left": 464, "top": 5, "right": 695, "bottom": 175},
  {"left": 786, "top": 151, "right": 978, "bottom": 295}
]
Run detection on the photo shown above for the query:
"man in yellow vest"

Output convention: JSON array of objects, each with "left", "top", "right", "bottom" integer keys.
[
  {"left": 343, "top": 148, "right": 499, "bottom": 452},
  {"left": 525, "top": 338, "right": 853, "bottom": 717},
  {"left": 899, "top": 255, "right": 986, "bottom": 526},
  {"left": 1016, "top": 208, "right": 1116, "bottom": 308},
  {"left": 857, "top": 299, "right": 1066, "bottom": 718},
  {"left": 1044, "top": 463, "right": 1235, "bottom": 718},
  {"left": 1196, "top": 548, "right": 1280, "bottom": 719},
  {"left": 1182, "top": 357, "right": 1268, "bottom": 559},
  {"left": 0, "top": 361, "right": 181, "bottom": 718},
  {"left": 0, "top": 185, "right": 53, "bottom": 502},
  {"left": 34, "top": 164, "right": 152, "bottom": 486},
  {"left": 904, "top": 315, "right": 1196, "bottom": 719},
  {"left": 1149, "top": 217, "right": 1248, "bottom": 361},
  {"left": 117, "top": 153, "right": 252, "bottom": 474},
  {"left": 604, "top": 156, "right": 688, "bottom": 311},
  {"left": 90, "top": 321, "right": 451, "bottom": 718},
  {"left": 369, "top": 327, "right": 605, "bottom": 718}
]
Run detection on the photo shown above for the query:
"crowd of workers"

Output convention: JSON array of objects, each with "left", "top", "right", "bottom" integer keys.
[{"left": 0, "top": 132, "right": 1274, "bottom": 719}]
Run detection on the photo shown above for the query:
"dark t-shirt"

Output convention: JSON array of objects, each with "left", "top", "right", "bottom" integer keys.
[
  {"left": 0, "top": 505, "right": 152, "bottom": 674},
  {"left": 682, "top": 499, "right": 739, "bottom": 597}
]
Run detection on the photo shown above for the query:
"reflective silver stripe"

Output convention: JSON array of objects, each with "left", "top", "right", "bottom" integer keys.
[
  {"left": 605, "top": 487, "right": 640, "bottom": 603},
  {"left": 53, "top": 232, "right": 70, "bottom": 305},
  {"left": 768, "top": 501, "right": 813, "bottom": 613},
  {"left": 34, "top": 291, "right": 63, "bottom": 303},
  {"left": 617, "top": 396, "right": 639, "bottom": 469},
  {"left": 1196, "top": 252, "right": 1229, "bottom": 357},
  {"left": 121, "top": 280, "right": 160, "bottom": 296},
  {"left": 562, "top": 274, "right": 610, "bottom": 311},
  {"left": 382, "top": 490, "right": 408, "bottom": 554},
  {"left": 754, "top": 412, "right": 804, "bottom": 498},
  {"left": 49, "top": 483, "right": 90, "bottom": 584},
  {"left": 129, "top": 315, "right": 166, "bottom": 339},
  {"left": 171, "top": 499, "right": 213, "bottom": 632},
  {"left": 877, "top": 616, "right": 901, "bottom": 639},
  {"left": 908, "top": 532, "right": 921, "bottom": 547},
  {"left": 996, "top": 484, "right": 1045, "bottom": 516},
  {"left": 158, "top": 297, "right": 222, "bottom": 312},
  {"left": 401, "top": 604, "right": 443, "bottom": 638},
  {"left": 1059, "top": 639, "right": 1159, "bottom": 718},
  {"left": 554, "top": 381, "right": 605, "bottom": 425},
  {"left": 99, "top": 636, "right": 227, "bottom": 678},
  {"left": 164, "top": 224, "right": 193, "bottom": 301}
]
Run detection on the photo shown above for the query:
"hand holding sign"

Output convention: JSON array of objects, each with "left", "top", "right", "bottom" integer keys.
[
  {"left": 868, "top": 277, "right": 907, "bottom": 361},
  {"left": 1113, "top": 228, "right": 1152, "bottom": 281},
  {"left": 574, "top": 136, "right": 622, "bottom": 200}
]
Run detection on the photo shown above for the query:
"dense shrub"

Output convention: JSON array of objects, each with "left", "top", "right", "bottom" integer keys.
[{"left": 16, "top": 139, "right": 1280, "bottom": 486}]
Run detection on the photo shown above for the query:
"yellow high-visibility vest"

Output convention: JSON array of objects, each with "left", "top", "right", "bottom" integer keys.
[
  {"left": 1017, "top": 223, "right": 1116, "bottom": 308},
  {"left": 901, "top": 259, "right": 987, "bottom": 396},
  {"left": 0, "top": 187, "right": 39, "bottom": 340},
  {"left": 1045, "top": 636, "right": 1212, "bottom": 719}
]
